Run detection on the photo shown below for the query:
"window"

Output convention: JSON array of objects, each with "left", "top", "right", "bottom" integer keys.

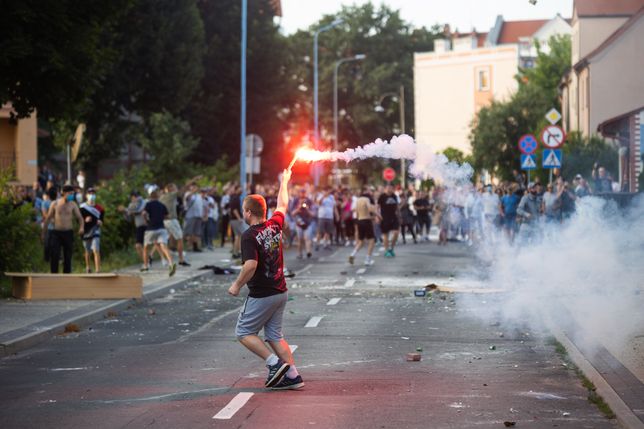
[{"left": 476, "top": 67, "right": 490, "bottom": 91}]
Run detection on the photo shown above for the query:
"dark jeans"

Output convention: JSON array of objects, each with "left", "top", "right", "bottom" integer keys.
[
  {"left": 50, "top": 229, "right": 74, "bottom": 273},
  {"left": 202, "top": 218, "right": 218, "bottom": 248},
  {"left": 220, "top": 214, "right": 231, "bottom": 247}
]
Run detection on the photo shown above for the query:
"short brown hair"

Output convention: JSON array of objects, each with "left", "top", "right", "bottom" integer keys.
[{"left": 243, "top": 194, "right": 267, "bottom": 218}]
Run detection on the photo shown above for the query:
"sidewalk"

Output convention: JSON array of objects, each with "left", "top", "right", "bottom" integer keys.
[{"left": 0, "top": 245, "right": 237, "bottom": 357}]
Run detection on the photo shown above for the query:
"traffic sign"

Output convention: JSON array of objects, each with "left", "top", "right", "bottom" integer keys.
[
  {"left": 540, "top": 125, "right": 566, "bottom": 148},
  {"left": 545, "top": 108, "right": 562, "bottom": 125},
  {"left": 520, "top": 154, "right": 537, "bottom": 170},
  {"left": 518, "top": 134, "right": 538, "bottom": 154},
  {"left": 383, "top": 167, "right": 396, "bottom": 182},
  {"left": 542, "top": 149, "right": 562, "bottom": 169}
]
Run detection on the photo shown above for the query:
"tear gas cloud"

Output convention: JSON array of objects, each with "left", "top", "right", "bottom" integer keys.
[
  {"left": 465, "top": 195, "right": 644, "bottom": 361},
  {"left": 318, "top": 133, "right": 643, "bottom": 366}
]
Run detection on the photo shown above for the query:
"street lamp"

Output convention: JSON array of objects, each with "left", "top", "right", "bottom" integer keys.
[
  {"left": 313, "top": 18, "right": 343, "bottom": 185},
  {"left": 333, "top": 54, "right": 365, "bottom": 185},
  {"left": 375, "top": 85, "right": 406, "bottom": 188}
]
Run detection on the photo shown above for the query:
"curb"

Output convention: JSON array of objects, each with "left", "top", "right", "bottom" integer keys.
[
  {"left": 550, "top": 325, "right": 644, "bottom": 429},
  {"left": 0, "top": 270, "right": 214, "bottom": 358}
]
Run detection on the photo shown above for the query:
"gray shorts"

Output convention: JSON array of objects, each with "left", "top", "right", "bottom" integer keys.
[
  {"left": 144, "top": 228, "right": 169, "bottom": 246},
  {"left": 318, "top": 218, "right": 335, "bottom": 236},
  {"left": 183, "top": 217, "right": 202, "bottom": 236},
  {"left": 230, "top": 219, "right": 248, "bottom": 236},
  {"left": 83, "top": 237, "right": 100, "bottom": 252},
  {"left": 235, "top": 292, "right": 288, "bottom": 342}
]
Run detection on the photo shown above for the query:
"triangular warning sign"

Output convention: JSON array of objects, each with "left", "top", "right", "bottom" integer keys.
[
  {"left": 543, "top": 151, "right": 561, "bottom": 167},
  {"left": 522, "top": 155, "right": 536, "bottom": 169}
]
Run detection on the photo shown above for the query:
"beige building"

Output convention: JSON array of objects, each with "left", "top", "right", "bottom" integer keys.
[
  {"left": 560, "top": 0, "right": 644, "bottom": 191},
  {"left": 0, "top": 104, "right": 38, "bottom": 185},
  {"left": 414, "top": 16, "right": 571, "bottom": 156}
]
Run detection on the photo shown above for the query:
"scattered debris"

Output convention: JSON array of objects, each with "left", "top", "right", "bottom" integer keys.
[
  {"left": 106, "top": 310, "right": 118, "bottom": 318},
  {"left": 147, "top": 308, "right": 156, "bottom": 316},
  {"left": 503, "top": 422, "right": 516, "bottom": 427},
  {"left": 414, "top": 289, "right": 426, "bottom": 297},
  {"left": 416, "top": 347, "right": 423, "bottom": 352},
  {"left": 64, "top": 323, "right": 80, "bottom": 333},
  {"left": 425, "top": 283, "right": 439, "bottom": 291},
  {"left": 401, "top": 336, "right": 410, "bottom": 340},
  {"left": 562, "top": 412, "right": 570, "bottom": 417},
  {"left": 406, "top": 353, "right": 421, "bottom": 361},
  {"left": 489, "top": 345, "right": 496, "bottom": 351},
  {"left": 169, "top": 289, "right": 176, "bottom": 294}
]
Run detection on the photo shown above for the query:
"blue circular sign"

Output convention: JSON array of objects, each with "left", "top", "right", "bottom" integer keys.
[{"left": 518, "top": 134, "right": 538, "bottom": 155}]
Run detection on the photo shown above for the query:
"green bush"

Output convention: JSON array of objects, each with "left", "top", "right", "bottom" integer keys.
[{"left": 0, "top": 170, "right": 44, "bottom": 295}]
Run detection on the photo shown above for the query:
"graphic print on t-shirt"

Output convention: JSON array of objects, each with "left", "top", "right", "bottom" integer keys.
[{"left": 241, "top": 212, "right": 287, "bottom": 297}]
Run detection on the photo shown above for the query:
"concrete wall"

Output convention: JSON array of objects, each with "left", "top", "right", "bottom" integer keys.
[
  {"left": 588, "top": 16, "right": 644, "bottom": 133},
  {"left": 414, "top": 45, "right": 519, "bottom": 155}
]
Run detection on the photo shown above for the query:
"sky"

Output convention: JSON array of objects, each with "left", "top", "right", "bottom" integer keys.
[{"left": 279, "top": 0, "right": 573, "bottom": 34}]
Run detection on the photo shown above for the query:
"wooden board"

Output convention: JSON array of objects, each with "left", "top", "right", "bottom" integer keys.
[
  {"left": 7, "top": 273, "right": 142, "bottom": 300},
  {"left": 5, "top": 272, "right": 117, "bottom": 278}
]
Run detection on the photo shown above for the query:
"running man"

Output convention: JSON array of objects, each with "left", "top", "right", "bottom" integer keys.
[
  {"left": 228, "top": 168, "right": 303, "bottom": 390},
  {"left": 349, "top": 188, "right": 379, "bottom": 266},
  {"left": 378, "top": 184, "right": 400, "bottom": 257},
  {"left": 43, "top": 185, "right": 84, "bottom": 273},
  {"left": 141, "top": 190, "right": 176, "bottom": 276}
]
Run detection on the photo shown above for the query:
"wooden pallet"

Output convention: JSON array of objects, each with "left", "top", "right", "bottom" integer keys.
[{"left": 4, "top": 272, "right": 142, "bottom": 300}]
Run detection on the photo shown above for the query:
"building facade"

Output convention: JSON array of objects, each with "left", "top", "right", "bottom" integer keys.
[
  {"left": 0, "top": 104, "right": 38, "bottom": 185},
  {"left": 414, "top": 15, "right": 571, "bottom": 156},
  {"left": 560, "top": 0, "right": 644, "bottom": 191}
]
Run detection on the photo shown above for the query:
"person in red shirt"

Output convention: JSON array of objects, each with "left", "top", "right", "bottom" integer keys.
[{"left": 228, "top": 168, "right": 303, "bottom": 390}]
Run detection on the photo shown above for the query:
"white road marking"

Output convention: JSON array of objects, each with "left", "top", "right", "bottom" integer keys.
[
  {"left": 356, "top": 268, "right": 366, "bottom": 275},
  {"left": 48, "top": 367, "right": 90, "bottom": 372},
  {"left": 289, "top": 344, "right": 298, "bottom": 353},
  {"left": 319, "top": 257, "right": 326, "bottom": 262},
  {"left": 213, "top": 392, "right": 254, "bottom": 420},
  {"left": 344, "top": 278, "right": 355, "bottom": 288},
  {"left": 295, "top": 264, "right": 313, "bottom": 275},
  {"left": 305, "top": 316, "right": 324, "bottom": 327},
  {"left": 327, "top": 298, "right": 341, "bottom": 306}
]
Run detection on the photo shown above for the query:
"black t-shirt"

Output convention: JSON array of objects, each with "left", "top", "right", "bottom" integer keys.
[
  {"left": 229, "top": 194, "right": 242, "bottom": 219},
  {"left": 414, "top": 197, "right": 431, "bottom": 216},
  {"left": 144, "top": 200, "right": 168, "bottom": 230},
  {"left": 80, "top": 203, "right": 105, "bottom": 239},
  {"left": 241, "top": 211, "right": 287, "bottom": 298},
  {"left": 378, "top": 193, "right": 399, "bottom": 220}
]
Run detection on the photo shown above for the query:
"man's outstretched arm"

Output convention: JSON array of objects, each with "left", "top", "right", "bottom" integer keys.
[{"left": 275, "top": 169, "right": 292, "bottom": 215}]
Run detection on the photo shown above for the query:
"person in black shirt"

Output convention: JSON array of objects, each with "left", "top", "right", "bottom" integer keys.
[
  {"left": 141, "top": 190, "right": 176, "bottom": 276},
  {"left": 378, "top": 184, "right": 400, "bottom": 257},
  {"left": 228, "top": 168, "right": 303, "bottom": 390}
]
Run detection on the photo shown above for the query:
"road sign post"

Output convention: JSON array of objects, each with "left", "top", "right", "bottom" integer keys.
[{"left": 540, "top": 125, "right": 566, "bottom": 149}]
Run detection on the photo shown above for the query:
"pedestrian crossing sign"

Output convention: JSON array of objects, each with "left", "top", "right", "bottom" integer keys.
[
  {"left": 520, "top": 154, "right": 537, "bottom": 170},
  {"left": 542, "top": 149, "right": 562, "bottom": 169}
]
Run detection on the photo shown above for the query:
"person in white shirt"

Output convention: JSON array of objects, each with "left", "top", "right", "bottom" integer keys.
[
  {"left": 183, "top": 183, "right": 204, "bottom": 252},
  {"left": 316, "top": 188, "right": 337, "bottom": 249},
  {"left": 480, "top": 185, "right": 501, "bottom": 243},
  {"left": 201, "top": 188, "right": 219, "bottom": 250}
]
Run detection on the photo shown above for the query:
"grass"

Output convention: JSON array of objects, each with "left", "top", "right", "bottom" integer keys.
[{"left": 548, "top": 337, "right": 616, "bottom": 419}]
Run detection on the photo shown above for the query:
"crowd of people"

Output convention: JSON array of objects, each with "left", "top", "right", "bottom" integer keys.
[{"left": 5, "top": 162, "right": 618, "bottom": 273}]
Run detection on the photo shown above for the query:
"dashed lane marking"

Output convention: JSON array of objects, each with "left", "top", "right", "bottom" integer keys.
[
  {"left": 304, "top": 316, "right": 324, "bottom": 328},
  {"left": 213, "top": 392, "right": 254, "bottom": 420},
  {"left": 343, "top": 278, "right": 355, "bottom": 288},
  {"left": 294, "top": 264, "right": 313, "bottom": 276},
  {"left": 356, "top": 268, "right": 366, "bottom": 275},
  {"left": 326, "top": 298, "right": 342, "bottom": 306},
  {"left": 289, "top": 345, "right": 298, "bottom": 353}
]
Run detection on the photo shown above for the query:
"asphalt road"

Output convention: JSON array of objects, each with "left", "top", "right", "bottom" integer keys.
[{"left": 0, "top": 241, "right": 617, "bottom": 428}]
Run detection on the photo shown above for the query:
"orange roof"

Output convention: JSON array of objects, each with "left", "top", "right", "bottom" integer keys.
[
  {"left": 575, "top": 0, "right": 644, "bottom": 17},
  {"left": 477, "top": 33, "right": 488, "bottom": 47},
  {"left": 497, "top": 19, "right": 548, "bottom": 44}
]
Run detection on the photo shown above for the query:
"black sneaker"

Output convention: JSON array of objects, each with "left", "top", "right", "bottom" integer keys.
[
  {"left": 271, "top": 375, "right": 304, "bottom": 390},
  {"left": 178, "top": 261, "right": 191, "bottom": 267},
  {"left": 265, "top": 360, "right": 290, "bottom": 387}
]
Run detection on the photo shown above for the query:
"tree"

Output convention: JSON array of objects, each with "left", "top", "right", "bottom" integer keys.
[
  {"left": 135, "top": 111, "right": 199, "bottom": 183},
  {"left": 470, "top": 35, "right": 571, "bottom": 180},
  {"left": 0, "top": 1, "right": 131, "bottom": 120}
]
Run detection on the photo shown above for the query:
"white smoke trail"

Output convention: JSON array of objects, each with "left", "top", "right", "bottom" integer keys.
[{"left": 296, "top": 134, "right": 474, "bottom": 186}]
